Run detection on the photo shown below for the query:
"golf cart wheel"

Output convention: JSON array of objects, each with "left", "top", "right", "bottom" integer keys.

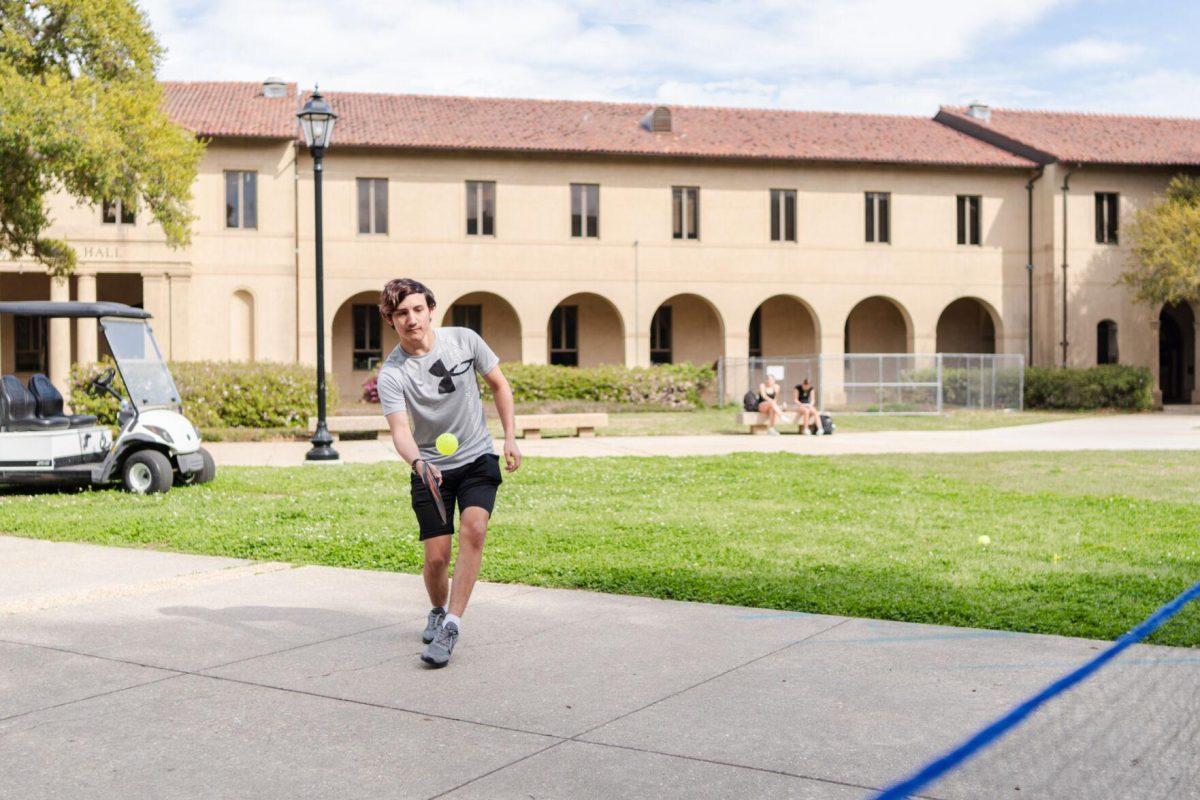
[
  {"left": 122, "top": 450, "right": 173, "bottom": 495},
  {"left": 177, "top": 447, "right": 216, "bottom": 486}
]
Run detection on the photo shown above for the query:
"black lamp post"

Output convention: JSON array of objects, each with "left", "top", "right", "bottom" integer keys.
[{"left": 298, "top": 88, "right": 339, "bottom": 461}]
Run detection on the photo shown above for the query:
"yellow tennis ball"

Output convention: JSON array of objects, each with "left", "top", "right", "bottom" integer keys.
[
  {"left": 436, "top": 433, "right": 459, "bottom": 456},
  {"left": 977, "top": 535, "right": 991, "bottom": 546}
]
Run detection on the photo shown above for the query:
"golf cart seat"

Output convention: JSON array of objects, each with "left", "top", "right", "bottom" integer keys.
[
  {"left": 0, "top": 375, "right": 70, "bottom": 431},
  {"left": 28, "top": 374, "right": 97, "bottom": 428}
]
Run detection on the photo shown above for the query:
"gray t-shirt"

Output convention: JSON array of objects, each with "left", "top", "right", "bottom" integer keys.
[{"left": 377, "top": 327, "right": 499, "bottom": 470}]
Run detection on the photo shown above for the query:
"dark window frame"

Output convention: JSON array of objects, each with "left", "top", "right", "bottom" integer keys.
[
  {"left": 570, "top": 183, "right": 600, "bottom": 238},
  {"left": 1095, "top": 192, "right": 1119, "bottom": 245},
  {"left": 356, "top": 177, "right": 389, "bottom": 235},
  {"left": 466, "top": 180, "right": 496, "bottom": 237},
  {"left": 1097, "top": 319, "right": 1119, "bottom": 364},
  {"left": 225, "top": 170, "right": 258, "bottom": 229},
  {"left": 770, "top": 189, "right": 797, "bottom": 242},
  {"left": 956, "top": 195, "right": 981, "bottom": 246},
  {"left": 102, "top": 199, "right": 137, "bottom": 225},
  {"left": 865, "top": 191, "right": 890, "bottom": 244},
  {"left": 351, "top": 304, "right": 383, "bottom": 371},
  {"left": 14, "top": 315, "right": 48, "bottom": 373},
  {"left": 452, "top": 304, "right": 483, "bottom": 334},
  {"left": 672, "top": 186, "right": 700, "bottom": 240},
  {"left": 549, "top": 305, "right": 579, "bottom": 366},
  {"left": 650, "top": 306, "right": 673, "bottom": 364}
]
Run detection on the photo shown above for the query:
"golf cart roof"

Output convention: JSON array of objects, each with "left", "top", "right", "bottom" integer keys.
[{"left": 0, "top": 301, "right": 151, "bottom": 319}]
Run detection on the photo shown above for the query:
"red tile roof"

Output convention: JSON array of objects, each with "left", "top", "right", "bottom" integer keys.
[
  {"left": 937, "top": 106, "right": 1200, "bottom": 166},
  {"left": 159, "top": 82, "right": 1033, "bottom": 168},
  {"left": 162, "top": 81, "right": 299, "bottom": 140}
]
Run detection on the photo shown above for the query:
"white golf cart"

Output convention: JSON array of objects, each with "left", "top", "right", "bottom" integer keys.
[{"left": 0, "top": 301, "right": 214, "bottom": 494}]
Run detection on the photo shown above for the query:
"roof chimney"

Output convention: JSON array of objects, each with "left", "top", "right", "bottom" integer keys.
[
  {"left": 262, "top": 77, "right": 287, "bottom": 98},
  {"left": 640, "top": 106, "right": 672, "bottom": 133},
  {"left": 967, "top": 102, "right": 991, "bottom": 123}
]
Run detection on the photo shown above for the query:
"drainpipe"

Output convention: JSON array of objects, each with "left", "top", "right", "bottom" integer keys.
[
  {"left": 1060, "top": 166, "right": 1077, "bottom": 367},
  {"left": 1026, "top": 167, "right": 1043, "bottom": 365}
]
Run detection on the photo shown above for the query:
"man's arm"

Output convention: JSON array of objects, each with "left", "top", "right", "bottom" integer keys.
[
  {"left": 483, "top": 365, "right": 521, "bottom": 472},
  {"left": 386, "top": 410, "right": 440, "bottom": 483}
]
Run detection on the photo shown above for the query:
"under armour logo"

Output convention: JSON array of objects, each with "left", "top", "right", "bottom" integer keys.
[{"left": 429, "top": 358, "right": 474, "bottom": 394}]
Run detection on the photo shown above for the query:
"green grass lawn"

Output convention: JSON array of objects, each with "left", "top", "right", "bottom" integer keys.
[{"left": 3, "top": 450, "right": 1196, "bottom": 646}]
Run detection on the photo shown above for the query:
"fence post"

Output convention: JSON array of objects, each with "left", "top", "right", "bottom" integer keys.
[
  {"left": 817, "top": 354, "right": 824, "bottom": 412},
  {"left": 936, "top": 353, "right": 944, "bottom": 414}
]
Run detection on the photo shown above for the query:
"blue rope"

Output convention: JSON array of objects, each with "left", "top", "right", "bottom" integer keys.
[{"left": 871, "top": 577, "right": 1200, "bottom": 800}]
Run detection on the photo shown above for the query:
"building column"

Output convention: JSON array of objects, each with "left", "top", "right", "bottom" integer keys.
[
  {"left": 141, "top": 273, "right": 170, "bottom": 358},
  {"left": 522, "top": 331, "right": 548, "bottom": 365},
  {"left": 819, "top": 333, "right": 846, "bottom": 408},
  {"left": 76, "top": 272, "right": 99, "bottom": 365},
  {"left": 49, "top": 275, "right": 71, "bottom": 396},
  {"left": 1149, "top": 318, "right": 1163, "bottom": 408},
  {"left": 169, "top": 275, "right": 191, "bottom": 361}
]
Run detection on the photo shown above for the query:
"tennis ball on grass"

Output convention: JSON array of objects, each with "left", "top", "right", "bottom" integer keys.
[
  {"left": 977, "top": 535, "right": 991, "bottom": 546},
  {"left": 436, "top": 432, "right": 459, "bottom": 456}
]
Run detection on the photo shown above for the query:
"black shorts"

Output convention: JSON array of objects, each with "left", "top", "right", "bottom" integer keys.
[{"left": 411, "top": 453, "right": 502, "bottom": 540}]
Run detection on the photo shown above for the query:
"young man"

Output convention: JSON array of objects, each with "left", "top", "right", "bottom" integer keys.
[{"left": 375, "top": 278, "right": 521, "bottom": 668}]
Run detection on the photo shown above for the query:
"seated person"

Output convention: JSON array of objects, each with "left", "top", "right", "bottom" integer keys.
[
  {"left": 756, "top": 374, "right": 787, "bottom": 435},
  {"left": 791, "top": 378, "right": 822, "bottom": 435}
]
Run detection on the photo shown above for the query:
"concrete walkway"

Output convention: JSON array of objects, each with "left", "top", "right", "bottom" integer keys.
[
  {"left": 207, "top": 411, "right": 1200, "bottom": 466},
  {"left": 2, "top": 535, "right": 1195, "bottom": 799}
]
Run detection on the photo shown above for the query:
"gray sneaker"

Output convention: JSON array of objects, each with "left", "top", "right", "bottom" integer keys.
[
  {"left": 421, "top": 621, "right": 459, "bottom": 668},
  {"left": 422, "top": 606, "right": 446, "bottom": 644}
]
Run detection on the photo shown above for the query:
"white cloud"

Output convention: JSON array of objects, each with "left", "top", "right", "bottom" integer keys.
[{"left": 1048, "top": 37, "right": 1144, "bottom": 68}]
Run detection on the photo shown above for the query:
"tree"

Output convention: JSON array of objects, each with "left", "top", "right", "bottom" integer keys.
[
  {"left": 1121, "top": 175, "right": 1200, "bottom": 307},
  {"left": 0, "top": 0, "right": 203, "bottom": 276}
]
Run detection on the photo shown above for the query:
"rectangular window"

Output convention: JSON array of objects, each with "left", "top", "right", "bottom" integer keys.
[
  {"left": 570, "top": 183, "right": 599, "bottom": 238},
  {"left": 14, "top": 316, "right": 47, "bottom": 373},
  {"left": 957, "top": 195, "right": 981, "bottom": 245},
  {"left": 1095, "top": 192, "right": 1119, "bottom": 244},
  {"left": 466, "top": 181, "right": 496, "bottom": 237},
  {"left": 865, "top": 192, "right": 890, "bottom": 243},
  {"left": 225, "top": 171, "right": 258, "bottom": 229},
  {"left": 351, "top": 304, "right": 382, "bottom": 371},
  {"left": 748, "top": 307, "right": 762, "bottom": 358},
  {"left": 357, "top": 178, "right": 388, "bottom": 234},
  {"left": 672, "top": 186, "right": 699, "bottom": 240},
  {"left": 452, "top": 304, "right": 483, "bottom": 334},
  {"left": 549, "top": 305, "right": 578, "bottom": 366},
  {"left": 650, "top": 306, "right": 673, "bottom": 364},
  {"left": 770, "top": 189, "right": 797, "bottom": 242},
  {"left": 102, "top": 199, "right": 136, "bottom": 225}
]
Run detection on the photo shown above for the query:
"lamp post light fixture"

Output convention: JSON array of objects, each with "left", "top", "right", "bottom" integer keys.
[{"left": 298, "top": 87, "right": 340, "bottom": 461}]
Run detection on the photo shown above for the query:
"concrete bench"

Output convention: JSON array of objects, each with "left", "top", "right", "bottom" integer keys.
[
  {"left": 514, "top": 412, "right": 608, "bottom": 440},
  {"left": 737, "top": 410, "right": 807, "bottom": 435},
  {"left": 307, "top": 415, "right": 387, "bottom": 439}
]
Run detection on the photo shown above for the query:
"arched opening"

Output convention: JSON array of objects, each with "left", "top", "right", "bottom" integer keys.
[
  {"left": 1097, "top": 319, "right": 1119, "bottom": 365},
  {"left": 229, "top": 290, "right": 255, "bottom": 361},
  {"left": 441, "top": 291, "right": 522, "bottom": 363},
  {"left": 547, "top": 292, "right": 624, "bottom": 367},
  {"left": 749, "top": 295, "right": 819, "bottom": 357},
  {"left": 935, "top": 297, "right": 998, "bottom": 354},
  {"left": 332, "top": 291, "right": 400, "bottom": 403},
  {"left": 1159, "top": 302, "right": 1195, "bottom": 403},
  {"left": 650, "top": 293, "right": 724, "bottom": 366},
  {"left": 844, "top": 296, "right": 911, "bottom": 354}
]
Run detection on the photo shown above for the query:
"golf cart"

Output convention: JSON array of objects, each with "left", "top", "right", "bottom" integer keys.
[{"left": 0, "top": 301, "right": 214, "bottom": 494}]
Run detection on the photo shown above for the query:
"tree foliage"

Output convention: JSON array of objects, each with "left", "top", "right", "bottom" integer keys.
[
  {"left": 0, "top": 0, "right": 203, "bottom": 275},
  {"left": 1121, "top": 175, "right": 1200, "bottom": 307}
]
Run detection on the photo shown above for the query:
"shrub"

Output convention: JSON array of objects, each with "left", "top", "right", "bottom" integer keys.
[
  {"left": 1024, "top": 365, "right": 1154, "bottom": 410},
  {"left": 70, "top": 359, "right": 338, "bottom": 428},
  {"left": 478, "top": 362, "right": 715, "bottom": 409}
]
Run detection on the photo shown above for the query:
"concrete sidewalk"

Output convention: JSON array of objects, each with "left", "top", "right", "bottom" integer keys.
[
  {"left": 206, "top": 411, "right": 1200, "bottom": 466},
  {"left": 2, "top": 535, "right": 1195, "bottom": 799}
]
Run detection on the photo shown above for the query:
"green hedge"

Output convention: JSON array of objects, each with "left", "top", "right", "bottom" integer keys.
[
  {"left": 71, "top": 359, "right": 338, "bottom": 428},
  {"left": 1024, "top": 365, "right": 1154, "bottom": 410},
  {"left": 478, "top": 362, "right": 715, "bottom": 409}
]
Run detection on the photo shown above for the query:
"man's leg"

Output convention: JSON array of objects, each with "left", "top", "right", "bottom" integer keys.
[
  {"left": 447, "top": 506, "right": 489, "bottom": 617},
  {"left": 423, "top": 535, "right": 452, "bottom": 609}
]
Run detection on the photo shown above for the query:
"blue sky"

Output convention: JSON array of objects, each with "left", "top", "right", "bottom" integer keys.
[{"left": 140, "top": 0, "right": 1200, "bottom": 116}]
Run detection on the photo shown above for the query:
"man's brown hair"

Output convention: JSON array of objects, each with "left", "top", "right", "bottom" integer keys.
[{"left": 379, "top": 278, "right": 436, "bottom": 322}]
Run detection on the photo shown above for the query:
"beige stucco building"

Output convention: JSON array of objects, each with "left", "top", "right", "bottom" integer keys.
[{"left": 2, "top": 82, "right": 1197, "bottom": 407}]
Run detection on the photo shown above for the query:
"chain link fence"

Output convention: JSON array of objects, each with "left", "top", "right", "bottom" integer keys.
[{"left": 717, "top": 353, "right": 1024, "bottom": 414}]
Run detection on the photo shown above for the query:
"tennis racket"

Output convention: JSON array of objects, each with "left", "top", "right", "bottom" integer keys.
[{"left": 418, "top": 462, "right": 447, "bottom": 525}]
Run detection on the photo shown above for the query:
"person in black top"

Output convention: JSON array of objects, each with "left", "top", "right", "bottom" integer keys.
[
  {"left": 791, "top": 378, "right": 821, "bottom": 435},
  {"left": 756, "top": 374, "right": 786, "bottom": 435}
]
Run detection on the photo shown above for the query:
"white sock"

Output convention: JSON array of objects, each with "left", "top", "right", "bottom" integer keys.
[{"left": 443, "top": 613, "right": 462, "bottom": 632}]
